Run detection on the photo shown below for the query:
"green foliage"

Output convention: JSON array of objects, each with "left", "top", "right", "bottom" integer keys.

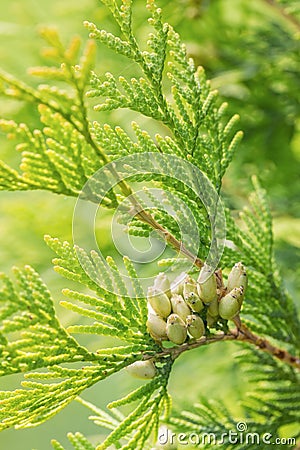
[
  {"left": 52, "top": 432, "right": 96, "bottom": 450},
  {"left": 45, "top": 235, "right": 151, "bottom": 341},
  {"left": 0, "top": 262, "right": 167, "bottom": 437},
  {"left": 0, "top": 265, "right": 88, "bottom": 377},
  {"left": 0, "top": 236, "right": 173, "bottom": 445},
  {"left": 170, "top": 348, "right": 300, "bottom": 449},
  {"left": 222, "top": 177, "right": 300, "bottom": 348},
  {"left": 0, "top": 0, "right": 299, "bottom": 449},
  {"left": 173, "top": 0, "right": 300, "bottom": 213},
  {"left": 84, "top": 0, "right": 243, "bottom": 190},
  {"left": 0, "top": 0, "right": 242, "bottom": 196}
]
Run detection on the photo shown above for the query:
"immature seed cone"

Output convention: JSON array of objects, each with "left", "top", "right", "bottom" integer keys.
[
  {"left": 197, "top": 264, "right": 217, "bottom": 304},
  {"left": 219, "top": 287, "right": 243, "bottom": 320},
  {"left": 185, "top": 291, "right": 204, "bottom": 313},
  {"left": 153, "top": 272, "right": 171, "bottom": 296},
  {"left": 147, "top": 286, "right": 171, "bottom": 318},
  {"left": 147, "top": 313, "right": 168, "bottom": 340},
  {"left": 186, "top": 314, "right": 205, "bottom": 339},
  {"left": 183, "top": 276, "right": 205, "bottom": 312},
  {"left": 126, "top": 360, "right": 157, "bottom": 379},
  {"left": 183, "top": 276, "right": 197, "bottom": 299},
  {"left": 166, "top": 313, "right": 187, "bottom": 345},
  {"left": 183, "top": 277, "right": 203, "bottom": 312},
  {"left": 207, "top": 296, "right": 219, "bottom": 317},
  {"left": 170, "top": 272, "right": 186, "bottom": 296},
  {"left": 227, "top": 262, "right": 248, "bottom": 293},
  {"left": 230, "top": 286, "right": 245, "bottom": 306},
  {"left": 170, "top": 294, "right": 191, "bottom": 321}
]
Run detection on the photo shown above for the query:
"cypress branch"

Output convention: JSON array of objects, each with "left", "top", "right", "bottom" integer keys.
[{"left": 0, "top": 0, "right": 299, "bottom": 448}]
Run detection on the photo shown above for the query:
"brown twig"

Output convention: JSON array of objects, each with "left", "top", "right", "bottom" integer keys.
[
  {"left": 152, "top": 332, "right": 237, "bottom": 360},
  {"left": 5, "top": 62, "right": 298, "bottom": 371},
  {"left": 83, "top": 127, "right": 204, "bottom": 268},
  {"left": 151, "top": 323, "right": 300, "bottom": 371},
  {"left": 64, "top": 13, "right": 300, "bottom": 374},
  {"left": 83, "top": 125, "right": 299, "bottom": 370},
  {"left": 237, "top": 322, "right": 300, "bottom": 369},
  {"left": 0, "top": 69, "right": 203, "bottom": 268}
]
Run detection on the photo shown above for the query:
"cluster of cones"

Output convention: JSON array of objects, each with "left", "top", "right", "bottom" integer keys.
[
  {"left": 126, "top": 263, "right": 247, "bottom": 379},
  {"left": 146, "top": 262, "right": 247, "bottom": 345}
]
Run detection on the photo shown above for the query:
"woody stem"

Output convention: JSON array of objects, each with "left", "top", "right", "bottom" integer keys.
[
  {"left": 237, "top": 322, "right": 300, "bottom": 369},
  {"left": 152, "top": 323, "right": 300, "bottom": 370}
]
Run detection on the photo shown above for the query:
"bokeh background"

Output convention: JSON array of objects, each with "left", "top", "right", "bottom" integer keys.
[{"left": 0, "top": 0, "right": 299, "bottom": 448}]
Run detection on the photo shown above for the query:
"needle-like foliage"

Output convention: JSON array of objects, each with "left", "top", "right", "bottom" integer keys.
[{"left": 0, "top": 1, "right": 299, "bottom": 449}]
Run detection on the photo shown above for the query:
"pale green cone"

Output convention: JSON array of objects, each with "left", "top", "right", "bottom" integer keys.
[
  {"left": 183, "top": 276, "right": 205, "bottom": 312},
  {"left": 147, "top": 286, "right": 171, "bottom": 318},
  {"left": 182, "top": 275, "right": 198, "bottom": 299},
  {"left": 170, "top": 272, "right": 187, "bottom": 296},
  {"left": 186, "top": 314, "right": 205, "bottom": 339},
  {"left": 126, "top": 360, "right": 157, "bottom": 379},
  {"left": 230, "top": 286, "right": 245, "bottom": 306},
  {"left": 207, "top": 296, "right": 219, "bottom": 317},
  {"left": 166, "top": 313, "right": 187, "bottom": 345},
  {"left": 185, "top": 291, "right": 204, "bottom": 313},
  {"left": 197, "top": 264, "right": 217, "bottom": 304},
  {"left": 154, "top": 272, "right": 171, "bottom": 297},
  {"left": 170, "top": 294, "right": 191, "bottom": 321},
  {"left": 219, "top": 287, "right": 243, "bottom": 320},
  {"left": 147, "top": 313, "right": 168, "bottom": 340},
  {"left": 227, "top": 262, "right": 248, "bottom": 293}
]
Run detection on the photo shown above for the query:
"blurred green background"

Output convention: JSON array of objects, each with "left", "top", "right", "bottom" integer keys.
[{"left": 0, "top": 0, "right": 299, "bottom": 448}]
